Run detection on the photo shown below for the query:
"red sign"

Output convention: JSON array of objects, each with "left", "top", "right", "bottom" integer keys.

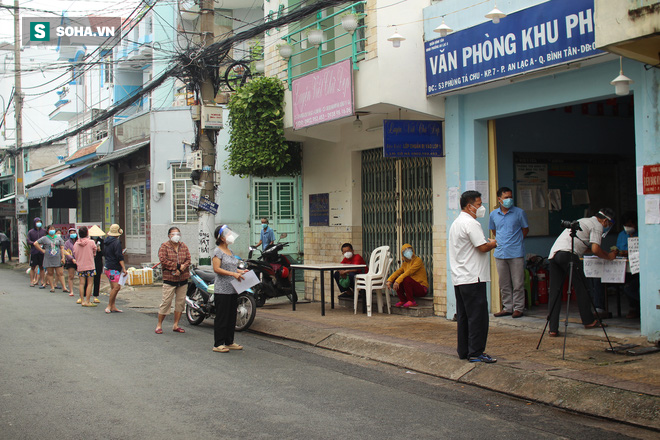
[{"left": 643, "top": 164, "right": 660, "bottom": 194}]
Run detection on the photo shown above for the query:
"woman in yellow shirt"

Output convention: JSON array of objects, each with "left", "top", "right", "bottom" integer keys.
[{"left": 386, "top": 243, "right": 428, "bottom": 308}]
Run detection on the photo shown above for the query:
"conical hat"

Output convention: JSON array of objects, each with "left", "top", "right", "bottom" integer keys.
[{"left": 88, "top": 225, "right": 106, "bottom": 237}]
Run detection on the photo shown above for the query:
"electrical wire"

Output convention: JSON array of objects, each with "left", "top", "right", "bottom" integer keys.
[{"left": 3, "top": 0, "right": 360, "bottom": 155}]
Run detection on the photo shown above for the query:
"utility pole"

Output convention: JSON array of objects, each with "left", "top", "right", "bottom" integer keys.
[
  {"left": 197, "top": 0, "right": 217, "bottom": 265},
  {"left": 13, "top": 0, "right": 27, "bottom": 263}
]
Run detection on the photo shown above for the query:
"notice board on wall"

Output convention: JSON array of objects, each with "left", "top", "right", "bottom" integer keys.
[{"left": 514, "top": 153, "right": 619, "bottom": 237}]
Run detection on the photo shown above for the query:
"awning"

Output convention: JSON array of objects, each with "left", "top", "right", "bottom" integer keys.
[
  {"left": 27, "top": 164, "right": 89, "bottom": 200},
  {"left": 0, "top": 193, "right": 15, "bottom": 203},
  {"left": 93, "top": 141, "right": 149, "bottom": 167}
]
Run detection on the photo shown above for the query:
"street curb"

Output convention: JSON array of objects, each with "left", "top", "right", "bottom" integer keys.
[{"left": 249, "top": 317, "right": 660, "bottom": 431}]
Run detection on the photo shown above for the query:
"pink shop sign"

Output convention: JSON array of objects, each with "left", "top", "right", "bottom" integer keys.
[{"left": 292, "top": 59, "right": 354, "bottom": 130}]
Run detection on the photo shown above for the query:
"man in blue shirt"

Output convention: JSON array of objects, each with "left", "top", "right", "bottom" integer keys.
[
  {"left": 489, "top": 187, "right": 529, "bottom": 318},
  {"left": 256, "top": 217, "right": 276, "bottom": 251}
]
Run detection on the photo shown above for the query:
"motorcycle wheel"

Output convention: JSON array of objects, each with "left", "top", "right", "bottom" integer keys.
[
  {"left": 235, "top": 293, "right": 257, "bottom": 332},
  {"left": 186, "top": 289, "right": 206, "bottom": 326}
]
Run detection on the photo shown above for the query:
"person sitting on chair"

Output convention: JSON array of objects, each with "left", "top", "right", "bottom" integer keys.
[
  {"left": 386, "top": 244, "right": 428, "bottom": 308},
  {"left": 333, "top": 243, "right": 367, "bottom": 299}
]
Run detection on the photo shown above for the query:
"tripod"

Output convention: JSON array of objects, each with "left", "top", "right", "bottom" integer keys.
[{"left": 537, "top": 226, "right": 614, "bottom": 359}]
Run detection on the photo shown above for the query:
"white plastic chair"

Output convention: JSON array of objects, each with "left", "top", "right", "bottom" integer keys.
[{"left": 354, "top": 246, "right": 393, "bottom": 317}]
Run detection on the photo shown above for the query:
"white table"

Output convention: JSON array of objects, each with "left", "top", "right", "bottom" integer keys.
[{"left": 290, "top": 263, "right": 367, "bottom": 316}]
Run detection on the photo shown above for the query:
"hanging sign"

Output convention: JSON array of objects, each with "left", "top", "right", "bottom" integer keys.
[
  {"left": 425, "top": 0, "right": 602, "bottom": 95},
  {"left": 309, "top": 193, "right": 329, "bottom": 227},
  {"left": 189, "top": 185, "right": 201, "bottom": 208},
  {"left": 198, "top": 196, "right": 218, "bottom": 215},
  {"left": 642, "top": 164, "right": 660, "bottom": 194},
  {"left": 383, "top": 120, "right": 443, "bottom": 158},
  {"left": 292, "top": 59, "right": 353, "bottom": 130}
]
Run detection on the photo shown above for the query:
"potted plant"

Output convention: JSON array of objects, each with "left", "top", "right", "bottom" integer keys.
[
  {"left": 277, "top": 43, "right": 293, "bottom": 59},
  {"left": 307, "top": 29, "right": 324, "bottom": 47},
  {"left": 341, "top": 13, "right": 359, "bottom": 34}
]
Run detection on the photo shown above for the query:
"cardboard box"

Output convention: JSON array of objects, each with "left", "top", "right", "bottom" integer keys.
[{"left": 127, "top": 268, "right": 153, "bottom": 286}]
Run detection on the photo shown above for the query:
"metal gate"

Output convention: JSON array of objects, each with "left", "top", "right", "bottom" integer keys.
[{"left": 361, "top": 149, "right": 433, "bottom": 287}]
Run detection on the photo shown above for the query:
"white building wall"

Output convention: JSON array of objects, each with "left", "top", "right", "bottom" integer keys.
[{"left": 150, "top": 107, "right": 252, "bottom": 264}]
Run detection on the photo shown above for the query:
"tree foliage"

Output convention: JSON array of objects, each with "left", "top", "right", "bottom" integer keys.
[{"left": 225, "top": 76, "right": 301, "bottom": 177}]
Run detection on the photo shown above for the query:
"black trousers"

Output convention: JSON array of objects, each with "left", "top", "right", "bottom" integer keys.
[
  {"left": 214, "top": 293, "right": 237, "bottom": 347},
  {"left": 84, "top": 261, "right": 102, "bottom": 297},
  {"left": 0, "top": 242, "right": 10, "bottom": 262},
  {"left": 548, "top": 251, "right": 596, "bottom": 333},
  {"left": 455, "top": 282, "right": 489, "bottom": 359}
]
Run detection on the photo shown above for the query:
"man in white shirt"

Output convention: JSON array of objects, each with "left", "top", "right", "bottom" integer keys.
[
  {"left": 448, "top": 190, "right": 498, "bottom": 363},
  {"left": 547, "top": 208, "right": 618, "bottom": 336}
]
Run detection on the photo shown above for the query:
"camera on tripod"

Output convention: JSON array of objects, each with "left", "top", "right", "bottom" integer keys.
[{"left": 560, "top": 220, "right": 582, "bottom": 231}]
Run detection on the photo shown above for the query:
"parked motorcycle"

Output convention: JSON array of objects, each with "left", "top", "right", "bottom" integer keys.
[
  {"left": 185, "top": 264, "right": 257, "bottom": 331},
  {"left": 247, "top": 233, "right": 297, "bottom": 307}
]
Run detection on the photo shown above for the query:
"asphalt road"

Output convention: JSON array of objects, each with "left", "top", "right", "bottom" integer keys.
[{"left": 0, "top": 267, "right": 655, "bottom": 440}]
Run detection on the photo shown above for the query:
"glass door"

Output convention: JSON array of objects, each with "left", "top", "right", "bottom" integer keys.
[{"left": 124, "top": 184, "right": 146, "bottom": 254}]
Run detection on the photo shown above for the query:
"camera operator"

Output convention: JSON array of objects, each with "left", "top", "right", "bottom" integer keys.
[{"left": 546, "top": 208, "right": 618, "bottom": 336}]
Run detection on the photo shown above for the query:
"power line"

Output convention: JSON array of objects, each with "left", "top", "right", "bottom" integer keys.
[{"left": 8, "top": 0, "right": 361, "bottom": 152}]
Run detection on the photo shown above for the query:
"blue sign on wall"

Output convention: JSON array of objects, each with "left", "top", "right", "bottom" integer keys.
[
  {"left": 425, "top": 0, "right": 602, "bottom": 95},
  {"left": 383, "top": 120, "right": 443, "bottom": 158},
  {"left": 198, "top": 196, "right": 218, "bottom": 215},
  {"left": 309, "top": 193, "right": 329, "bottom": 227}
]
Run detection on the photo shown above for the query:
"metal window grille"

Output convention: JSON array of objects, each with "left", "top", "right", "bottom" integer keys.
[{"left": 172, "top": 166, "right": 196, "bottom": 223}]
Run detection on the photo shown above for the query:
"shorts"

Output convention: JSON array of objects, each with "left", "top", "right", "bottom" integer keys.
[
  {"left": 64, "top": 262, "right": 77, "bottom": 270},
  {"left": 105, "top": 269, "right": 122, "bottom": 283},
  {"left": 78, "top": 269, "right": 96, "bottom": 278},
  {"left": 30, "top": 253, "right": 44, "bottom": 268}
]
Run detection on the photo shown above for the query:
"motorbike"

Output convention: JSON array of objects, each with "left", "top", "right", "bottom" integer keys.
[
  {"left": 247, "top": 233, "right": 297, "bottom": 307},
  {"left": 185, "top": 263, "right": 257, "bottom": 332}
]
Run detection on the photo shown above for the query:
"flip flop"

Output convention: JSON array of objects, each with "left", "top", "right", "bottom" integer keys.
[
  {"left": 39, "top": 285, "right": 46, "bottom": 289},
  {"left": 81, "top": 303, "right": 98, "bottom": 307},
  {"left": 63, "top": 289, "right": 70, "bottom": 293},
  {"left": 68, "top": 292, "right": 74, "bottom": 296},
  {"left": 49, "top": 289, "right": 55, "bottom": 292},
  {"left": 172, "top": 327, "right": 185, "bottom": 333},
  {"left": 105, "top": 308, "right": 111, "bottom": 314},
  {"left": 155, "top": 328, "right": 163, "bottom": 334},
  {"left": 30, "top": 283, "right": 35, "bottom": 287}
]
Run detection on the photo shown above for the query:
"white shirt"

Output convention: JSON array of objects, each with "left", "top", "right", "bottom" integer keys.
[
  {"left": 548, "top": 216, "right": 603, "bottom": 259},
  {"left": 449, "top": 212, "right": 490, "bottom": 285}
]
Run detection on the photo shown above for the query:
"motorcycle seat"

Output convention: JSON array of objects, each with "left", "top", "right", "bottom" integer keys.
[{"left": 194, "top": 266, "right": 216, "bottom": 284}]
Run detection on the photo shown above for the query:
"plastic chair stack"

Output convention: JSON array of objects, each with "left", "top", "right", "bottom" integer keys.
[{"left": 354, "top": 245, "right": 393, "bottom": 317}]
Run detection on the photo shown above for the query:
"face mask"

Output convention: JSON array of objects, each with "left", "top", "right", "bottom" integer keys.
[
  {"left": 56, "top": 234, "right": 61, "bottom": 239},
  {"left": 403, "top": 249, "right": 413, "bottom": 259},
  {"left": 602, "top": 222, "right": 613, "bottom": 238},
  {"left": 36, "top": 222, "right": 42, "bottom": 228},
  {"left": 223, "top": 230, "right": 239, "bottom": 245},
  {"left": 471, "top": 204, "right": 486, "bottom": 218},
  {"left": 501, "top": 198, "right": 514, "bottom": 209},
  {"left": 170, "top": 234, "right": 181, "bottom": 243},
  {"left": 48, "top": 230, "right": 56, "bottom": 236},
  {"left": 70, "top": 234, "right": 77, "bottom": 239},
  {"left": 343, "top": 252, "right": 353, "bottom": 259},
  {"left": 623, "top": 226, "right": 635, "bottom": 235},
  {"left": 261, "top": 223, "right": 268, "bottom": 230}
]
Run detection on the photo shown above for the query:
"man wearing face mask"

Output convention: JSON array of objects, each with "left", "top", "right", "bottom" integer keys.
[
  {"left": 547, "top": 208, "right": 618, "bottom": 336},
  {"left": 489, "top": 187, "right": 529, "bottom": 318},
  {"left": 616, "top": 211, "right": 639, "bottom": 319},
  {"left": 386, "top": 244, "right": 428, "bottom": 308},
  {"left": 334, "top": 243, "right": 367, "bottom": 299},
  {"left": 449, "top": 190, "right": 498, "bottom": 363},
  {"left": 256, "top": 217, "right": 276, "bottom": 251}
]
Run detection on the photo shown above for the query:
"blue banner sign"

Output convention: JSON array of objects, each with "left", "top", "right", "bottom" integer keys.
[
  {"left": 425, "top": 0, "right": 602, "bottom": 95},
  {"left": 383, "top": 120, "right": 443, "bottom": 158}
]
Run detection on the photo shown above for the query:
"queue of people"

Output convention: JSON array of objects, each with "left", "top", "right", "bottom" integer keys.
[{"left": 27, "top": 219, "right": 127, "bottom": 312}]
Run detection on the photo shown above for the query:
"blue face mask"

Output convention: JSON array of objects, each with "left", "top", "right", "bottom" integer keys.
[
  {"left": 70, "top": 234, "right": 77, "bottom": 239},
  {"left": 48, "top": 230, "right": 56, "bottom": 236},
  {"left": 36, "top": 222, "right": 42, "bottom": 228},
  {"left": 502, "top": 198, "right": 514, "bottom": 209},
  {"left": 262, "top": 223, "right": 268, "bottom": 230},
  {"left": 403, "top": 249, "right": 413, "bottom": 259}
]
